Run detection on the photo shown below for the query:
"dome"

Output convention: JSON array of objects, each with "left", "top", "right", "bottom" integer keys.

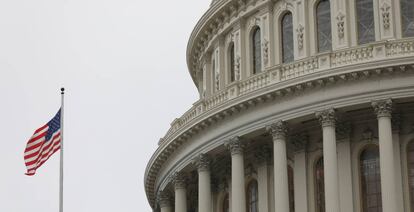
[{"left": 145, "top": 0, "right": 414, "bottom": 212}]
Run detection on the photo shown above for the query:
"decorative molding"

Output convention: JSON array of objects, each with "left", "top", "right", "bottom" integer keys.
[
  {"left": 315, "top": 108, "right": 336, "bottom": 127},
  {"left": 263, "top": 38, "right": 269, "bottom": 65},
  {"left": 170, "top": 172, "right": 187, "bottom": 190},
  {"left": 336, "top": 12, "right": 345, "bottom": 39},
  {"left": 266, "top": 120, "right": 288, "bottom": 140},
  {"left": 361, "top": 128, "right": 376, "bottom": 143},
  {"left": 156, "top": 190, "right": 172, "bottom": 208},
  {"left": 296, "top": 24, "right": 304, "bottom": 50},
  {"left": 372, "top": 99, "right": 393, "bottom": 118},
  {"left": 224, "top": 136, "right": 244, "bottom": 155},
  {"left": 381, "top": 2, "right": 391, "bottom": 30},
  {"left": 193, "top": 153, "right": 211, "bottom": 172},
  {"left": 235, "top": 55, "right": 241, "bottom": 81}
]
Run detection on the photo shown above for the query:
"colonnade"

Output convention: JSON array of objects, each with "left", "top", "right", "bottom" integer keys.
[{"left": 157, "top": 99, "right": 400, "bottom": 212}]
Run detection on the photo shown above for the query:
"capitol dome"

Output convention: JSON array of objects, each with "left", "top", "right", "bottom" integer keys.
[{"left": 145, "top": 0, "right": 414, "bottom": 212}]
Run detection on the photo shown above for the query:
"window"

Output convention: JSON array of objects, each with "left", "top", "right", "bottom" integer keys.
[
  {"left": 360, "top": 146, "right": 382, "bottom": 212},
  {"left": 229, "top": 42, "right": 236, "bottom": 82},
  {"left": 247, "top": 180, "right": 258, "bottom": 212},
  {"left": 315, "top": 157, "right": 325, "bottom": 212},
  {"left": 401, "top": 0, "right": 414, "bottom": 37},
  {"left": 407, "top": 141, "right": 414, "bottom": 211},
  {"left": 288, "top": 166, "right": 295, "bottom": 212},
  {"left": 316, "top": 0, "right": 332, "bottom": 52},
  {"left": 356, "top": 0, "right": 375, "bottom": 44},
  {"left": 282, "top": 12, "right": 294, "bottom": 63},
  {"left": 252, "top": 28, "right": 262, "bottom": 74},
  {"left": 222, "top": 193, "right": 229, "bottom": 212}
]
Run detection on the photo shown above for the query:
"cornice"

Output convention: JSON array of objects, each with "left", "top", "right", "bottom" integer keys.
[{"left": 145, "top": 61, "right": 414, "bottom": 208}]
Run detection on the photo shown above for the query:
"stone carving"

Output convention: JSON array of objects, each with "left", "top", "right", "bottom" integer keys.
[
  {"left": 362, "top": 128, "right": 374, "bottom": 142},
  {"left": 372, "top": 99, "right": 393, "bottom": 118},
  {"left": 336, "top": 12, "right": 345, "bottom": 39},
  {"left": 263, "top": 38, "right": 269, "bottom": 65},
  {"left": 235, "top": 55, "right": 241, "bottom": 81},
  {"left": 170, "top": 172, "right": 187, "bottom": 189},
  {"left": 224, "top": 136, "right": 244, "bottom": 155},
  {"left": 296, "top": 24, "right": 304, "bottom": 50},
  {"left": 157, "top": 190, "right": 172, "bottom": 208},
  {"left": 381, "top": 2, "right": 391, "bottom": 29},
  {"left": 193, "top": 153, "right": 211, "bottom": 172},
  {"left": 315, "top": 108, "right": 336, "bottom": 127},
  {"left": 266, "top": 120, "right": 288, "bottom": 140}
]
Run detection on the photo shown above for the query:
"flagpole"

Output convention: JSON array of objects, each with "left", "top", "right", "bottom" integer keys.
[{"left": 59, "top": 87, "right": 64, "bottom": 212}]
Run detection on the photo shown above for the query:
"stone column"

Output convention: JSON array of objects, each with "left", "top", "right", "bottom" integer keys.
[
  {"left": 291, "top": 133, "right": 309, "bottom": 212},
  {"left": 266, "top": 121, "right": 290, "bottom": 212},
  {"left": 157, "top": 191, "right": 172, "bottom": 212},
  {"left": 372, "top": 99, "right": 399, "bottom": 212},
  {"left": 194, "top": 154, "right": 211, "bottom": 212},
  {"left": 225, "top": 137, "right": 246, "bottom": 212},
  {"left": 316, "top": 108, "right": 340, "bottom": 212},
  {"left": 172, "top": 172, "right": 187, "bottom": 212},
  {"left": 255, "top": 146, "right": 271, "bottom": 212}
]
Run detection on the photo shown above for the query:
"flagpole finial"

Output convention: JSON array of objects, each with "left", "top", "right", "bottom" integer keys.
[{"left": 61, "top": 87, "right": 65, "bottom": 94}]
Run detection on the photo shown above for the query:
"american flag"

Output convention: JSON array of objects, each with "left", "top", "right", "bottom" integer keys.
[{"left": 24, "top": 109, "right": 62, "bottom": 176}]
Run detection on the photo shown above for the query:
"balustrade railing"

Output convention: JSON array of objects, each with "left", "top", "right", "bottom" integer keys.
[{"left": 161, "top": 39, "right": 414, "bottom": 144}]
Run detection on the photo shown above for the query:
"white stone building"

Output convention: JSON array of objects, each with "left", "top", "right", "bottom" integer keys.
[{"left": 144, "top": 0, "right": 414, "bottom": 212}]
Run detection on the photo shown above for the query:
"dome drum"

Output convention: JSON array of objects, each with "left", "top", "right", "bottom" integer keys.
[{"left": 146, "top": 0, "right": 414, "bottom": 211}]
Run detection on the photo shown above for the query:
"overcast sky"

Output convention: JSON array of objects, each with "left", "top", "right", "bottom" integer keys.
[{"left": 0, "top": 0, "right": 210, "bottom": 211}]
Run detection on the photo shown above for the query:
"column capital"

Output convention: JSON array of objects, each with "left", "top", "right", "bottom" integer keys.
[
  {"left": 224, "top": 136, "right": 244, "bottom": 155},
  {"left": 266, "top": 120, "right": 288, "bottom": 140},
  {"left": 193, "top": 153, "right": 211, "bottom": 172},
  {"left": 372, "top": 99, "right": 393, "bottom": 118},
  {"left": 171, "top": 172, "right": 187, "bottom": 190},
  {"left": 157, "top": 190, "right": 172, "bottom": 208},
  {"left": 316, "top": 108, "right": 336, "bottom": 127}
]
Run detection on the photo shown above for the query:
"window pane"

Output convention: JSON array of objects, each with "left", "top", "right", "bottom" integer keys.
[
  {"left": 401, "top": 0, "right": 414, "bottom": 37},
  {"left": 315, "top": 157, "right": 325, "bottom": 212},
  {"left": 316, "top": 0, "right": 332, "bottom": 52},
  {"left": 229, "top": 43, "right": 235, "bottom": 82},
  {"left": 247, "top": 180, "right": 258, "bottom": 212},
  {"left": 282, "top": 12, "right": 294, "bottom": 63},
  {"left": 356, "top": 0, "right": 375, "bottom": 44},
  {"left": 253, "top": 28, "right": 262, "bottom": 74},
  {"left": 360, "top": 146, "right": 382, "bottom": 212}
]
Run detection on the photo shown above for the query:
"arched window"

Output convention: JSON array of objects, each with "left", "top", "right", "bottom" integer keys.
[
  {"left": 222, "top": 193, "right": 229, "bottom": 212},
  {"left": 360, "top": 146, "right": 382, "bottom": 212},
  {"left": 282, "top": 12, "right": 294, "bottom": 63},
  {"left": 316, "top": 0, "right": 332, "bottom": 52},
  {"left": 407, "top": 141, "right": 414, "bottom": 210},
  {"left": 401, "top": 0, "right": 414, "bottom": 37},
  {"left": 288, "top": 166, "right": 295, "bottom": 212},
  {"left": 247, "top": 180, "right": 258, "bottom": 212},
  {"left": 229, "top": 42, "right": 236, "bottom": 82},
  {"left": 356, "top": 0, "right": 375, "bottom": 44},
  {"left": 252, "top": 28, "right": 262, "bottom": 74},
  {"left": 315, "top": 157, "right": 325, "bottom": 212}
]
